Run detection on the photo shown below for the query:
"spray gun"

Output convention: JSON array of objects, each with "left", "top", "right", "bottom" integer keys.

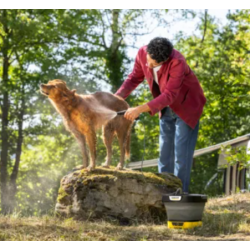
[{"left": 117, "top": 110, "right": 140, "bottom": 120}]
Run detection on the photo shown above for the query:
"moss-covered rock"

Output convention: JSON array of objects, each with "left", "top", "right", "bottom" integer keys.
[{"left": 55, "top": 167, "right": 182, "bottom": 221}]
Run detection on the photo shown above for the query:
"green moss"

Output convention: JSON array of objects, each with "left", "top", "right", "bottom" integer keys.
[
  {"left": 78, "top": 167, "right": 181, "bottom": 188},
  {"left": 64, "top": 183, "right": 74, "bottom": 189},
  {"left": 82, "top": 174, "right": 117, "bottom": 185},
  {"left": 57, "top": 187, "right": 71, "bottom": 204}
]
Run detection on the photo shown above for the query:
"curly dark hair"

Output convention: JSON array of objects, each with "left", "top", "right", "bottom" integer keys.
[{"left": 147, "top": 37, "right": 173, "bottom": 63}]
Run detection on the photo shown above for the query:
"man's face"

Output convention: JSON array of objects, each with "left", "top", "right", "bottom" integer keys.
[{"left": 146, "top": 54, "right": 165, "bottom": 69}]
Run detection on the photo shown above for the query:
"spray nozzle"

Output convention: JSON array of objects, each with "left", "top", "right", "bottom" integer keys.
[
  {"left": 117, "top": 110, "right": 127, "bottom": 116},
  {"left": 117, "top": 110, "right": 140, "bottom": 120}
]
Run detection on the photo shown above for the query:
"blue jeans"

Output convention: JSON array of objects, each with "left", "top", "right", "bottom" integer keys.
[{"left": 158, "top": 107, "right": 199, "bottom": 193}]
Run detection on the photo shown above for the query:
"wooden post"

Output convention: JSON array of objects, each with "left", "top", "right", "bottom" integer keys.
[
  {"left": 225, "top": 166, "right": 231, "bottom": 196},
  {"left": 232, "top": 164, "right": 237, "bottom": 194}
]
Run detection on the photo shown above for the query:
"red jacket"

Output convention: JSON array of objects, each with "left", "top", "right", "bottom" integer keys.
[{"left": 115, "top": 46, "right": 206, "bottom": 129}]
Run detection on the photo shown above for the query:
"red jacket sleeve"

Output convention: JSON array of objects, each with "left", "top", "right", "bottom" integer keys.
[
  {"left": 147, "top": 59, "right": 185, "bottom": 115},
  {"left": 115, "top": 48, "right": 145, "bottom": 99}
]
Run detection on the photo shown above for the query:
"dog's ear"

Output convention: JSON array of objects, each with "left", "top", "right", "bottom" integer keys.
[{"left": 71, "top": 89, "right": 76, "bottom": 95}]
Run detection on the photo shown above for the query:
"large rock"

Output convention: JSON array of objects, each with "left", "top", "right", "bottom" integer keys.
[{"left": 55, "top": 167, "right": 182, "bottom": 221}]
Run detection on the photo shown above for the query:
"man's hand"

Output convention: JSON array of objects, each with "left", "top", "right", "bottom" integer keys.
[{"left": 124, "top": 104, "right": 150, "bottom": 121}]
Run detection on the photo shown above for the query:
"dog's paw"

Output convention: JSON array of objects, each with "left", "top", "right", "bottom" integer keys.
[
  {"left": 115, "top": 163, "right": 123, "bottom": 171},
  {"left": 72, "top": 165, "right": 86, "bottom": 172},
  {"left": 86, "top": 165, "right": 95, "bottom": 172},
  {"left": 101, "top": 162, "right": 110, "bottom": 168}
]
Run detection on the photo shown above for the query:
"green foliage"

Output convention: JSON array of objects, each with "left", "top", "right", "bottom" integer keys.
[
  {"left": 17, "top": 132, "right": 78, "bottom": 215},
  {"left": 176, "top": 10, "right": 250, "bottom": 148},
  {"left": 219, "top": 145, "right": 250, "bottom": 170},
  {"left": 189, "top": 152, "right": 223, "bottom": 196}
]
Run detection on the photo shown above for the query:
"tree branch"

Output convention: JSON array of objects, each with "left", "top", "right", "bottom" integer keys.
[
  {"left": 99, "top": 12, "right": 108, "bottom": 49},
  {"left": 201, "top": 9, "right": 208, "bottom": 44}
]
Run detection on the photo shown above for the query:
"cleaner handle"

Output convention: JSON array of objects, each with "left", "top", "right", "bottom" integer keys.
[{"left": 117, "top": 110, "right": 140, "bottom": 120}]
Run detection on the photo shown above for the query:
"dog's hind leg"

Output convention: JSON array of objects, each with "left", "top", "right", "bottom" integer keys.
[
  {"left": 116, "top": 129, "right": 128, "bottom": 170},
  {"left": 102, "top": 124, "right": 115, "bottom": 168}
]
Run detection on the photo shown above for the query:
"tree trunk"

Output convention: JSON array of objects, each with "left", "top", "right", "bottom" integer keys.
[
  {"left": 8, "top": 85, "right": 25, "bottom": 212},
  {"left": 195, "top": 9, "right": 208, "bottom": 68},
  {"left": 0, "top": 10, "right": 10, "bottom": 214},
  {"left": 106, "top": 9, "right": 124, "bottom": 92}
]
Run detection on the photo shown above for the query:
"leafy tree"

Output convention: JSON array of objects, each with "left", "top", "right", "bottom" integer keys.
[{"left": 0, "top": 9, "right": 97, "bottom": 213}]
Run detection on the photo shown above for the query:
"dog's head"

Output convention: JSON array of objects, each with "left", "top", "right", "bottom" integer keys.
[{"left": 40, "top": 79, "right": 76, "bottom": 104}]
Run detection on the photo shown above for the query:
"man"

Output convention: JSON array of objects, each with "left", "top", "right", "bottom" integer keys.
[{"left": 115, "top": 37, "right": 206, "bottom": 193}]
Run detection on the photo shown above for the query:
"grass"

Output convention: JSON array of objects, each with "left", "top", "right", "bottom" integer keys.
[{"left": 0, "top": 193, "right": 250, "bottom": 241}]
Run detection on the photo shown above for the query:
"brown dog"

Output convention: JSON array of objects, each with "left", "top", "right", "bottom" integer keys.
[{"left": 40, "top": 79, "right": 133, "bottom": 171}]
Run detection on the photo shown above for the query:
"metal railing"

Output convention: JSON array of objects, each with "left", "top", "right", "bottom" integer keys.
[{"left": 128, "top": 134, "right": 250, "bottom": 169}]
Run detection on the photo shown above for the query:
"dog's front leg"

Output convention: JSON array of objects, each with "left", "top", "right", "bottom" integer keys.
[
  {"left": 85, "top": 128, "right": 97, "bottom": 171},
  {"left": 76, "top": 134, "right": 89, "bottom": 168},
  {"left": 71, "top": 129, "right": 88, "bottom": 168}
]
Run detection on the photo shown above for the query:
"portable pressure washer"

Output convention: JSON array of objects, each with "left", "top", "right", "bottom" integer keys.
[{"left": 162, "top": 190, "right": 207, "bottom": 229}]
